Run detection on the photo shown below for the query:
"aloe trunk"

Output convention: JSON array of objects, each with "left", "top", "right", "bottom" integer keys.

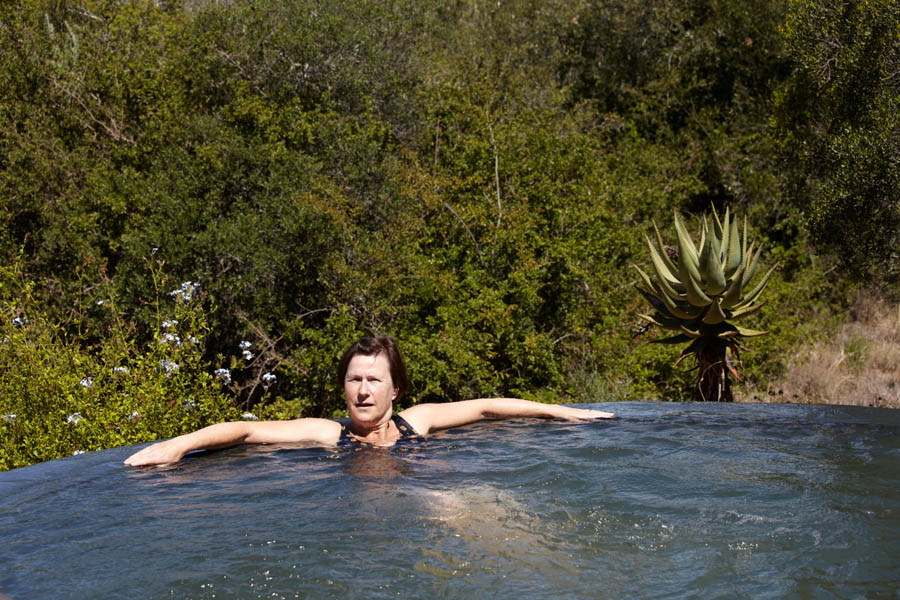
[{"left": 695, "top": 340, "right": 732, "bottom": 402}]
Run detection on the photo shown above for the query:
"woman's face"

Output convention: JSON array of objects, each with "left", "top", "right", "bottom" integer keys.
[{"left": 344, "top": 352, "right": 397, "bottom": 426}]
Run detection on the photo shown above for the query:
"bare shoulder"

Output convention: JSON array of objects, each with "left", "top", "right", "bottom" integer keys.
[{"left": 397, "top": 403, "right": 441, "bottom": 435}]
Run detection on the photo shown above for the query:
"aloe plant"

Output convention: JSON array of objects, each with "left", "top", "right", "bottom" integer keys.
[{"left": 634, "top": 207, "right": 776, "bottom": 402}]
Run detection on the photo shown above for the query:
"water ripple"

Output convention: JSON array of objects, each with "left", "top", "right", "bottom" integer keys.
[{"left": 1, "top": 402, "right": 898, "bottom": 599}]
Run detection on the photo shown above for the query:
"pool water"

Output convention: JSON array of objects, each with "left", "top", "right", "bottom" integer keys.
[{"left": 1, "top": 402, "right": 899, "bottom": 599}]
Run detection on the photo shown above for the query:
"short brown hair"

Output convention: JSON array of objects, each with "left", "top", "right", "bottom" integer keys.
[{"left": 337, "top": 335, "right": 409, "bottom": 400}]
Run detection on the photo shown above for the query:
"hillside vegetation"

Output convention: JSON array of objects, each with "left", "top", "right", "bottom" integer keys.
[{"left": 1, "top": 0, "right": 897, "bottom": 468}]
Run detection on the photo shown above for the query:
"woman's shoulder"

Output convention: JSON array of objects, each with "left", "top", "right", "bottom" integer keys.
[{"left": 395, "top": 405, "right": 432, "bottom": 435}]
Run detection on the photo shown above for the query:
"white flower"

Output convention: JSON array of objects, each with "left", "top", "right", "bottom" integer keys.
[
  {"left": 2, "top": 414, "right": 15, "bottom": 423},
  {"left": 160, "top": 359, "right": 179, "bottom": 374},
  {"left": 11, "top": 317, "right": 28, "bottom": 328},
  {"left": 161, "top": 320, "right": 178, "bottom": 329},
  {"left": 1, "top": 337, "right": 8, "bottom": 344},
  {"left": 80, "top": 377, "right": 93, "bottom": 389},
  {"left": 67, "top": 412, "right": 83, "bottom": 424},
  {"left": 170, "top": 281, "right": 200, "bottom": 303},
  {"left": 262, "top": 373, "right": 277, "bottom": 387},
  {"left": 159, "top": 332, "right": 181, "bottom": 346},
  {"left": 73, "top": 450, "right": 85, "bottom": 456},
  {"left": 96, "top": 300, "right": 105, "bottom": 306},
  {"left": 239, "top": 341, "right": 252, "bottom": 350},
  {"left": 241, "top": 413, "right": 258, "bottom": 421},
  {"left": 114, "top": 366, "right": 129, "bottom": 375},
  {"left": 215, "top": 368, "right": 231, "bottom": 385},
  {"left": 128, "top": 411, "right": 140, "bottom": 420},
  {"left": 187, "top": 335, "right": 199, "bottom": 345},
  {"left": 183, "top": 398, "right": 196, "bottom": 409},
  {"left": 242, "top": 350, "right": 254, "bottom": 361}
]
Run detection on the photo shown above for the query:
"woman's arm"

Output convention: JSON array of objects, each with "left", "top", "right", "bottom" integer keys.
[
  {"left": 123, "top": 418, "right": 342, "bottom": 466},
  {"left": 399, "top": 398, "right": 614, "bottom": 435}
]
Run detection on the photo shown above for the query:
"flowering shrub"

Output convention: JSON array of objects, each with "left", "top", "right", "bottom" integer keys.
[{"left": 0, "top": 254, "right": 249, "bottom": 471}]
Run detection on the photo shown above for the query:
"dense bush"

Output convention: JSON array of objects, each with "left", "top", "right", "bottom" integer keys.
[
  {"left": 0, "top": 252, "right": 248, "bottom": 470},
  {"left": 774, "top": 0, "right": 900, "bottom": 288}
]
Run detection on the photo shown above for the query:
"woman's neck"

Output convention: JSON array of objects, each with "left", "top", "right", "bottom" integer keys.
[{"left": 348, "top": 414, "right": 398, "bottom": 444}]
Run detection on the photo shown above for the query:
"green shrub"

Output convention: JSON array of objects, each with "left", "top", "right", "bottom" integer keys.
[{"left": 0, "top": 253, "right": 247, "bottom": 471}]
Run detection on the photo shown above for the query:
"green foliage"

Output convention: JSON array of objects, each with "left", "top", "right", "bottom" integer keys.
[
  {"left": 775, "top": 0, "right": 900, "bottom": 289},
  {"left": 0, "top": 252, "right": 245, "bottom": 470}
]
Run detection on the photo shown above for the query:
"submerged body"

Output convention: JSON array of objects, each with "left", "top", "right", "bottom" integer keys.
[{"left": 124, "top": 337, "right": 612, "bottom": 466}]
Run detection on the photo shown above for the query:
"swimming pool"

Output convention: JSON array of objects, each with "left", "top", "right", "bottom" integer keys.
[{"left": 1, "top": 402, "right": 898, "bottom": 598}]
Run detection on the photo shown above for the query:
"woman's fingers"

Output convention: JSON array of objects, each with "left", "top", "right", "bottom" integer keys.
[
  {"left": 557, "top": 406, "right": 615, "bottom": 420},
  {"left": 123, "top": 440, "right": 183, "bottom": 466}
]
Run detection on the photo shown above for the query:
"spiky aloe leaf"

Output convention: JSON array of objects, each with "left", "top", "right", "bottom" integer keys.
[
  {"left": 741, "top": 215, "right": 748, "bottom": 253},
  {"left": 642, "top": 272, "right": 705, "bottom": 320},
  {"left": 720, "top": 262, "right": 746, "bottom": 309},
  {"left": 634, "top": 266, "right": 697, "bottom": 319},
  {"left": 673, "top": 213, "right": 716, "bottom": 306},
  {"left": 653, "top": 221, "right": 679, "bottom": 276},
  {"left": 637, "top": 283, "right": 703, "bottom": 323},
  {"left": 679, "top": 258, "right": 714, "bottom": 307},
  {"left": 724, "top": 214, "right": 742, "bottom": 277},
  {"left": 734, "top": 325, "right": 770, "bottom": 337},
  {"left": 701, "top": 298, "right": 728, "bottom": 325},
  {"left": 642, "top": 241, "right": 686, "bottom": 299},
  {"left": 673, "top": 213, "right": 701, "bottom": 275},
  {"left": 741, "top": 243, "right": 762, "bottom": 288},
  {"left": 699, "top": 219, "right": 708, "bottom": 265},
  {"left": 638, "top": 313, "right": 685, "bottom": 329},
  {"left": 727, "top": 300, "right": 766, "bottom": 320},
  {"left": 700, "top": 228, "right": 727, "bottom": 296},
  {"left": 636, "top": 286, "right": 667, "bottom": 314},
  {"left": 660, "top": 295, "right": 705, "bottom": 321},
  {"left": 679, "top": 324, "right": 702, "bottom": 338},
  {"left": 733, "top": 264, "right": 777, "bottom": 310},
  {"left": 710, "top": 207, "right": 726, "bottom": 262},
  {"left": 718, "top": 207, "right": 731, "bottom": 266}
]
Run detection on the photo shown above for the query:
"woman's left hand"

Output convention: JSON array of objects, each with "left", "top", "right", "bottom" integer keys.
[{"left": 551, "top": 405, "right": 615, "bottom": 420}]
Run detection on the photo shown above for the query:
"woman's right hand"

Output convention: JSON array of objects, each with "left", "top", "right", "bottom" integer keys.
[{"left": 124, "top": 437, "right": 188, "bottom": 466}]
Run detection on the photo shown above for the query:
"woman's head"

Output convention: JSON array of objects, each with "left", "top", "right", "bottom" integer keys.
[{"left": 337, "top": 335, "right": 409, "bottom": 401}]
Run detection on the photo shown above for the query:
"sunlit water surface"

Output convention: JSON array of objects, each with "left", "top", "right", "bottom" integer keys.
[{"left": 1, "top": 402, "right": 899, "bottom": 599}]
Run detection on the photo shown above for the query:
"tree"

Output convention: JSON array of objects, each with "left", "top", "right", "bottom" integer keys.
[
  {"left": 775, "top": 0, "right": 900, "bottom": 290},
  {"left": 634, "top": 207, "right": 775, "bottom": 401}
]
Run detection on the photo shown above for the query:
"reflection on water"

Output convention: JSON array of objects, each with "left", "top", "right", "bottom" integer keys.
[
  {"left": 339, "top": 446, "right": 417, "bottom": 480},
  {"left": 1, "top": 402, "right": 899, "bottom": 599},
  {"left": 414, "top": 484, "right": 583, "bottom": 588}
]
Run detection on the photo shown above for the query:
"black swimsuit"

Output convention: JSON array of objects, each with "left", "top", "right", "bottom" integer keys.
[{"left": 337, "top": 414, "right": 425, "bottom": 448}]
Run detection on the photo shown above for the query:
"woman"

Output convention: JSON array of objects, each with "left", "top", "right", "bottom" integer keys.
[{"left": 124, "top": 335, "right": 614, "bottom": 466}]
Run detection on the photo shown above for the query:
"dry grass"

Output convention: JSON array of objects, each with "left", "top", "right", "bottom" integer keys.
[{"left": 738, "top": 295, "right": 900, "bottom": 409}]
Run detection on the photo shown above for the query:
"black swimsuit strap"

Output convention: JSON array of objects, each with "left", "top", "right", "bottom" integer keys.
[
  {"left": 391, "top": 414, "right": 421, "bottom": 439},
  {"left": 338, "top": 414, "right": 423, "bottom": 446}
]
